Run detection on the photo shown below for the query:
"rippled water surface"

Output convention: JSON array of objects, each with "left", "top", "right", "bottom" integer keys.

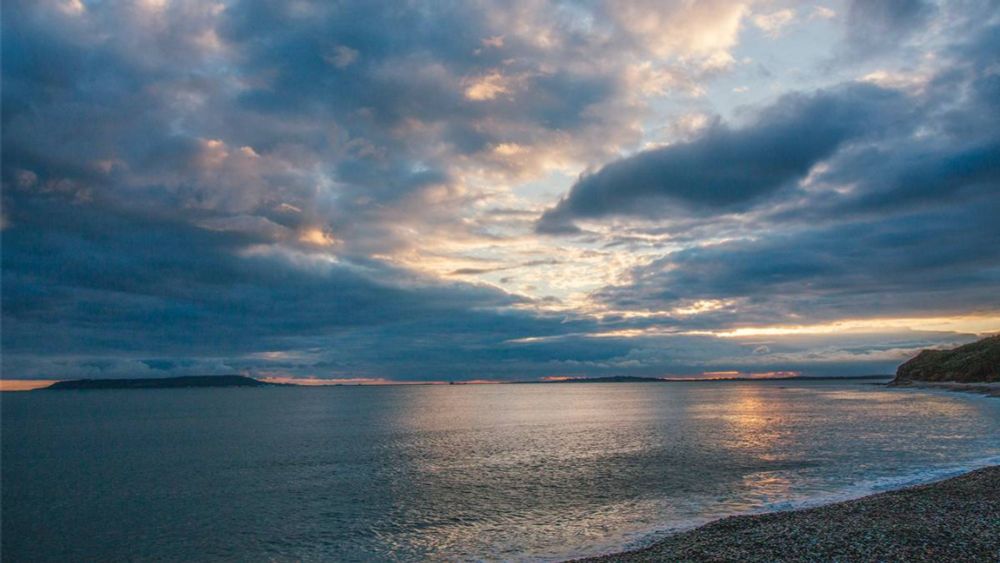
[{"left": 4, "top": 381, "right": 1000, "bottom": 561}]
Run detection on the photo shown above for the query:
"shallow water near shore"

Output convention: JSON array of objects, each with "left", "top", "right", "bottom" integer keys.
[{"left": 4, "top": 380, "right": 1000, "bottom": 561}]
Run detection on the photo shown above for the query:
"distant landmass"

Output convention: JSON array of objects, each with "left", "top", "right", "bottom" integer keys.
[
  {"left": 545, "top": 376, "right": 667, "bottom": 383},
  {"left": 534, "top": 375, "right": 891, "bottom": 384},
  {"left": 664, "top": 375, "right": 891, "bottom": 382},
  {"left": 893, "top": 335, "right": 1000, "bottom": 384},
  {"left": 44, "top": 375, "right": 275, "bottom": 390}
]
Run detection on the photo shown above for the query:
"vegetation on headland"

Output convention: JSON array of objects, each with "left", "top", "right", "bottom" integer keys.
[{"left": 893, "top": 335, "right": 1000, "bottom": 384}]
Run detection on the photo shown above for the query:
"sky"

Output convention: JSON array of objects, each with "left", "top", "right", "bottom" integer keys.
[{"left": 2, "top": 0, "right": 998, "bottom": 382}]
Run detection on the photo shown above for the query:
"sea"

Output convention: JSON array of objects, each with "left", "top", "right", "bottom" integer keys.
[{"left": 3, "top": 379, "right": 999, "bottom": 561}]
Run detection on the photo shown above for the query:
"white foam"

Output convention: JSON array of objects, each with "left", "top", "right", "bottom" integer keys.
[
  {"left": 607, "top": 454, "right": 1000, "bottom": 557},
  {"left": 762, "top": 454, "right": 1000, "bottom": 512}
]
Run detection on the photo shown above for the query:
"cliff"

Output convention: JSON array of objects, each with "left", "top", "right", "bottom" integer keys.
[{"left": 893, "top": 335, "right": 1000, "bottom": 384}]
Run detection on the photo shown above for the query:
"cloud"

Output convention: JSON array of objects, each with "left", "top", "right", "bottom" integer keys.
[
  {"left": 538, "top": 83, "right": 906, "bottom": 231},
  {"left": 594, "top": 200, "right": 1000, "bottom": 325},
  {"left": 605, "top": 0, "right": 750, "bottom": 62},
  {"left": 812, "top": 6, "right": 837, "bottom": 20},
  {"left": 324, "top": 45, "right": 359, "bottom": 69},
  {"left": 2, "top": 0, "right": 998, "bottom": 381},
  {"left": 0, "top": 192, "right": 599, "bottom": 378},
  {"left": 836, "top": 0, "right": 960, "bottom": 61},
  {"left": 846, "top": 0, "right": 935, "bottom": 43},
  {"left": 752, "top": 9, "right": 796, "bottom": 38},
  {"left": 554, "top": 15, "right": 1000, "bottom": 345}
]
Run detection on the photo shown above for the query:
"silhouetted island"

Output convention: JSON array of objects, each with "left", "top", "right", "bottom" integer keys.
[
  {"left": 44, "top": 375, "right": 275, "bottom": 390},
  {"left": 893, "top": 335, "right": 1000, "bottom": 384}
]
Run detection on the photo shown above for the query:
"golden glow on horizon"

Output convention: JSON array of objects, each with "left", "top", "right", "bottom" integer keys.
[
  {"left": 506, "top": 313, "right": 1000, "bottom": 347},
  {"left": 0, "top": 380, "right": 59, "bottom": 391},
  {"left": 711, "top": 314, "right": 1000, "bottom": 338},
  {"left": 662, "top": 371, "right": 800, "bottom": 381}
]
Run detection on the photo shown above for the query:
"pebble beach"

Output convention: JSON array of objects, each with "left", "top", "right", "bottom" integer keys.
[{"left": 577, "top": 466, "right": 1000, "bottom": 562}]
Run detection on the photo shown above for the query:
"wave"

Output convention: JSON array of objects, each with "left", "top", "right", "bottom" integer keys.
[
  {"left": 601, "top": 453, "right": 1000, "bottom": 558},
  {"left": 763, "top": 454, "right": 1000, "bottom": 511}
]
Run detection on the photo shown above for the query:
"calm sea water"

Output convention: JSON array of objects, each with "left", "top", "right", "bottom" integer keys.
[{"left": 3, "top": 380, "right": 1000, "bottom": 561}]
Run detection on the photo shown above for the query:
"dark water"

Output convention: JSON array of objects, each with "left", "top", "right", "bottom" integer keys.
[{"left": 3, "top": 381, "right": 999, "bottom": 561}]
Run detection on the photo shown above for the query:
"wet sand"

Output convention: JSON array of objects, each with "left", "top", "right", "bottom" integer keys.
[{"left": 576, "top": 466, "right": 1000, "bottom": 562}]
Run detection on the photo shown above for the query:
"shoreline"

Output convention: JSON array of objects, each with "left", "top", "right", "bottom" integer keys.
[
  {"left": 574, "top": 465, "right": 1000, "bottom": 562},
  {"left": 890, "top": 380, "right": 1000, "bottom": 398}
]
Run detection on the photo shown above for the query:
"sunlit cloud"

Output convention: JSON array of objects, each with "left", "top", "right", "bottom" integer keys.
[
  {"left": 298, "top": 228, "right": 338, "bottom": 247},
  {"left": 812, "top": 6, "right": 836, "bottom": 20},
  {"left": 463, "top": 71, "right": 515, "bottom": 101},
  {"left": 57, "top": 0, "right": 85, "bottom": 16},
  {"left": 860, "top": 69, "right": 932, "bottom": 94},
  {"left": 752, "top": 9, "right": 796, "bottom": 38},
  {"left": 610, "top": 0, "right": 749, "bottom": 60}
]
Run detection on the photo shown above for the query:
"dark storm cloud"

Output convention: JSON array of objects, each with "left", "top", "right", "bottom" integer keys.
[{"left": 537, "top": 84, "right": 907, "bottom": 232}]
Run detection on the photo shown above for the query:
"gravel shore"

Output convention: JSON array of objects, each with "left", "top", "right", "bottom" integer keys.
[{"left": 575, "top": 466, "right": 1000, "bottom": 562}]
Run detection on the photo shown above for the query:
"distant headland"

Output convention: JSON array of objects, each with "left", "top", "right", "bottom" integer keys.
[
  {"left": 893, "top": 335, "right": 1000, "bottom": 385},
  {"left": 890, "top": 335, "right": 1000, "bottom": 397},
  {"left": 43, "top": 375, "right": 276, "bottom": 390}
]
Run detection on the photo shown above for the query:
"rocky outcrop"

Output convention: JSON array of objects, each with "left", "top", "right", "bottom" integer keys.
[{"left": 893, "top": 335, "right": 1000, "bottom": 384}]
